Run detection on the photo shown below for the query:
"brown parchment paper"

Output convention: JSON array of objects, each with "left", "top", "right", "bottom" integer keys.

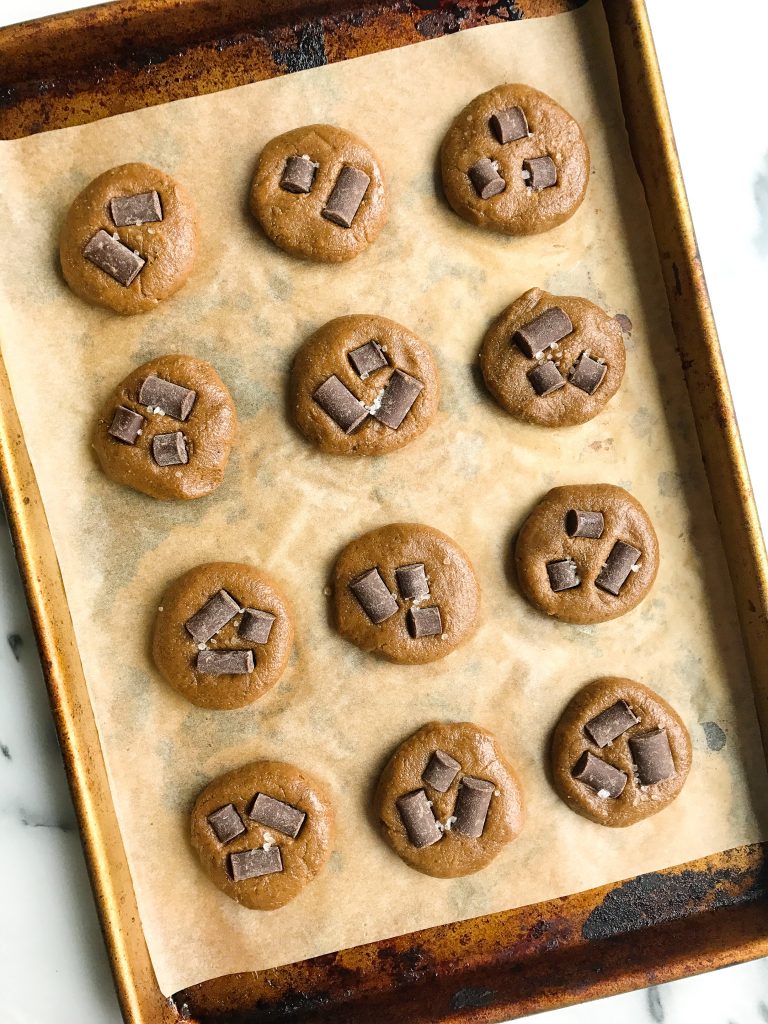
[{"left": 0, "top": 0, "right": 767, "bottom": 996}]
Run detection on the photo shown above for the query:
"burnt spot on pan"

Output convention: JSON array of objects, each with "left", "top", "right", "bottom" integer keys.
[{"left": 271, "top": 22, "right": 327, "bottom": 74}]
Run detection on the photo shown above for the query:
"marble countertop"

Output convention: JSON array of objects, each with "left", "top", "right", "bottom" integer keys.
[{"left": 1, "top": 1, "right": 767, "bottom": 1021}]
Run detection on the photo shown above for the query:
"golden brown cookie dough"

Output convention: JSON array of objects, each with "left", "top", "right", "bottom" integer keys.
[
  {"left": 93, "top": 355, "right": 236, "bottom": 501},
  {"left": 60, "top": 163, "right": 198, "bottom": 314},
  {"left": 191, "top": 760, "right": 335, "bottom": 909},
  {"left": 249, "top": 124, "right": 387, "bottom": 262},
  {"left": 374, "top": 721, "right": 524, "bottom": 877},
  {"left": 480, "top": 288, "right": 627, "bottom": 427},
  {"left": 551, "top": 678, "right": 692, "bottom": 827},
  {"left": 332, "top": 523, "right": 480, "bottom": 665},
  {"left": 290, "top": 315, "right": 440, "bottom": 456},
  {"left": 153, "top": 562, "right": 294, "bottom": 710},
  {"left": 440, "top": 84, "right": 589, "bottom": 236},
  {"left": 515, "top": 484, "right": 659, "bottom": 624}
]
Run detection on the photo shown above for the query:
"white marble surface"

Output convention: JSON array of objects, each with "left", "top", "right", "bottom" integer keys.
[{"left": 1, "top": 1, "right": 768, "bottom": 1021}]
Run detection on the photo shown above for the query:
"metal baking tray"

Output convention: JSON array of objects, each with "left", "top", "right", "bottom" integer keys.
[{"left": 1, "top": 1, "right": 767, "bottom": 1021}]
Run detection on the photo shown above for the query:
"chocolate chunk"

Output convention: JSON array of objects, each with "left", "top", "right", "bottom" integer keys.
[
  {"left": 630, "top": 728, "right": 674, "bottom": 785},
  {"left": 395, "top": 563, "right": 430, "bottom": 601},
  {"left": 407, "top": 606, "right": 442, "bottom": 638},
  {"left": 313, "top": 375, "right": 368, "bottom": 433},
  {"left": 249, "top": 793, "right": 306, "bottom": 839},
  {"left": 138, "top": 375, "right": 196, "bottom": 421},
  {"left": 523, "top": 155, "right": 557, "bottom": 190},
  {"left": 229, "top": 846, "right": 282, "bottom": 881},
  {"left": 570, "top": 353, "right": 607, "bottom": 395},
  {"left": 374, "top": 370, "right": 423, "bottom": 430},
  {"left": 280, "top": 155, "right": 317, "bottom": 194},
  {"left": 238, "top": 608, "right": 276, "bottom": 645},
  {"left": 422, "top": 749, "right": 461, "bottom": 793},
  {"left": 151, "top": 431, "right": 188, "bottom": 467},
  {"left": 108, "top": 406, "right": 144, "bottom": 445},
  {"left": 595, "top": 541, "right": 641, "bottom": 596},
  {"left": 348, "top": 340, "right": 388, "bottom": 379},
  {"left": 571, "top": 751, "right": 627, "bottom": 798},
  {"left": 614, "top": 313, "right": 632, "bottom": 334},
  {"left": 196, "top": 649, "right": 254, "bottom": 675},
  {"left": 566, "top": 509, "right": 605, "bottom": 539},
  {"left": 468, "top": 157, "right": 506, "bottom": 199},
  {"left": 547, "top": 559, "right": 580, "bottom": 592},
  {"left": 349, "top": 567, "right": 398, "bottom": 624},
  {"left": 322, "top": 166, "right": 370, "bottom": 227},
  {"left": 84, "top": 229, "right": 145, "bottom": 287},
  {"left": 396, "top": 789, "right": 442, "bottom": 848},
  {"left": 514, "top": 307, "right": 573, "bottom": 358},
  {"left": 490, "top": 106, "right": 528, "bottom": 145},
  {"left": 185, "top": 589, "right": 240, "bottom": 643},
  {"left": 207, "top": 803, "right": 246, "bottom": 844},
  {"left": 453, "top": 776, "right": 494, "bottom": 838},
  {"left": 585, "top": 700, "right": 640, "bottom": 748},
  {"left": 528, "top": 360, "right": 566, "bottom": 397},
  {"left": 110, "top": 190, "right": 162, "bottom": 227}
]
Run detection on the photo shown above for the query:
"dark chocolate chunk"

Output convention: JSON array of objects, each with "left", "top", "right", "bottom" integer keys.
[
  {"left": 407, "top": 606, "right": 442, "bottom": 638},
  {"left": 138, "top": 375, "right": 196, "bottom": 421},
  {"left": 570, "top": 353, "right": 607, "bottom": 395},
  {"left": 453, "top": 776, "right": 494, "bottom": 838},
  {"left": 84, "top": 229, "right": 145, "bottom": 287},
  {"left": 396, "top": 789, "right": 442, "bottom": 848},
  {"left": 546, "top": 559, "right": 580, "bottom": 592},
  {"left": 630, "top": 728, "right": 674, "bottom": 785},
  {"left": 490, "top": 106, "right": 528, "bottom": 145},
  {"left": 207, "top": 803, "right": 246, "bottom": 844},
  {"left": 280, "top": 155, "right": 317, "bottom": 194},
  {"left": 571, "top": 751, "right": 627, "bottom": 798},
  {"left": 238, "top": 608, "right": 276, "bottom": 645},
  {"left": 196, "top": 649, "right": 254, "bottom": 675},
  {"left": 528, "top": 360, "right": 566, "bottom": 397},
  {"left": 322, "top": 166, "right": 370, "bottom": 227},
  {"left": 108, "top": 406, "right": 144, "bottom": 445},
  {"left": 523, "top": 155, "right": 558, "bottom": 190},
  {"left": 395, "top": 563, "right": 429, "bottom": 601},
  {"left": 468, "top": 157, "right": 506, "bottom": 199},
  {"left": 595, "top": 541, "right": 641, "bottom": 596},
  {"left": 151, "top": 431, "right": 188, "bottom": 467},
  {"left": 185, "top": 589, "right": 240, "bottom": 643},
  {"left": 513, "top": 306, "right": 573, "bottom": 358},
  {"left": 585, "top": 700, "right": 640, "bottom": 748},
  {"left": 614, "top": 313, "right": 632, "bottom": 334},
  {"left": 348, "top": 340, "right": 388, "bottom": 379},
  {"left": 229, "top": 846, "right": 283, "bottom": 881},
  {"left": 313, "top": 375, "right": 368, "bottom": 434},
  {"left": 110, "top": 190, "right": 163, "bottom": 227},
  {"left": 373, "top": 370, "right": 423, "bottom": 430},
  {"left": 249, "top": 793, "right": 306, "bottom": 839},
  {"left": 349, "top": 567, "right": 399, "bottom": 624},
  {"left": 566, "top": 509, "right": 605, "bottom": 539},
  {"left": 422, "top": 749, "right": 461, "bottom": 793}
]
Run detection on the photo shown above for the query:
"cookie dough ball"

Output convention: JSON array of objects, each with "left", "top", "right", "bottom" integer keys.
[
  {"left": 93, "top": 355, "right": 236, "bottom": 501},
  {"left": 374, "top": 721, "right": 524, "bottom": 877},
  {"left": 515, "top": 484, "right": 659, "bottom": 625},
  {"left": 191, "top": 760, "right": 334, "bottom": 909},
  {"left": 440, "top": 84, "right": 589, "bottom": 236},
  {"left": 249, "top": 124, "right": 387, "bottom": 262},
  {"left": 60, "top": 163, "right": 198, "bottom": 314},
  {"left": 551, "top": 678, "right": 691, "bottom": 827},
  {"left": 153, "top": 562, "right": 294, "bottom": 710},
  {"left": 291, "top": 315, "right": 440, "bottom": 456},
  {"left": 480, "top": 288, "right": 627, "bottom": 427},
  {"left": 332, "top": 523, "right": 480, "bottom": 665}
]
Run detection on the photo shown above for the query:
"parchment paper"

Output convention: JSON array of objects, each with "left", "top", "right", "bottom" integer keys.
[{"left": 0, "top": 0, "right": 766, "bottom": 996}]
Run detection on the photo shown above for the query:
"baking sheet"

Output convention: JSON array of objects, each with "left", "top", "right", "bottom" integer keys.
[{"left": 0, "top": 0, "right": 766, "bottom": 997}]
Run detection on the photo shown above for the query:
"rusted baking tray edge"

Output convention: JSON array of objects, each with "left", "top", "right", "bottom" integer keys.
[{"left": 0, "top": 1, "right": 767, "bottom": 1022}]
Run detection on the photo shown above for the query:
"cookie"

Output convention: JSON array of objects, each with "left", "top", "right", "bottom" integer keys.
[
  {"left": 440, "top": 84, "right": 589, "bottom": 236},
  {"left": 332, "top": 523, "right": 480, "bottom": 665},
  {"left": 93, "top": 355, "right": 236, "bottom": 501},
  {"left": 480, "top": 288, "right": 627, "bottom": 427},
  {"left": 60, "top": 163, "right": 198, "bottom": 314},
  {"left": 374, "top": 721, "right": 524, "bottom": 877},
  {"left": 291, "top": 315, "right": 440, "bottom": 455},
  {"left": 191, "top": 760, "right": 334, "bottom": 909},
  {"left": 153, "top": 562, "right": 294, "bottom": 709},
  {"left": 249, "top": 124, "right": 387, "bottom": 262},
  {"left": 551, "top": 679, "right": 691, "bottom": 827}
]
